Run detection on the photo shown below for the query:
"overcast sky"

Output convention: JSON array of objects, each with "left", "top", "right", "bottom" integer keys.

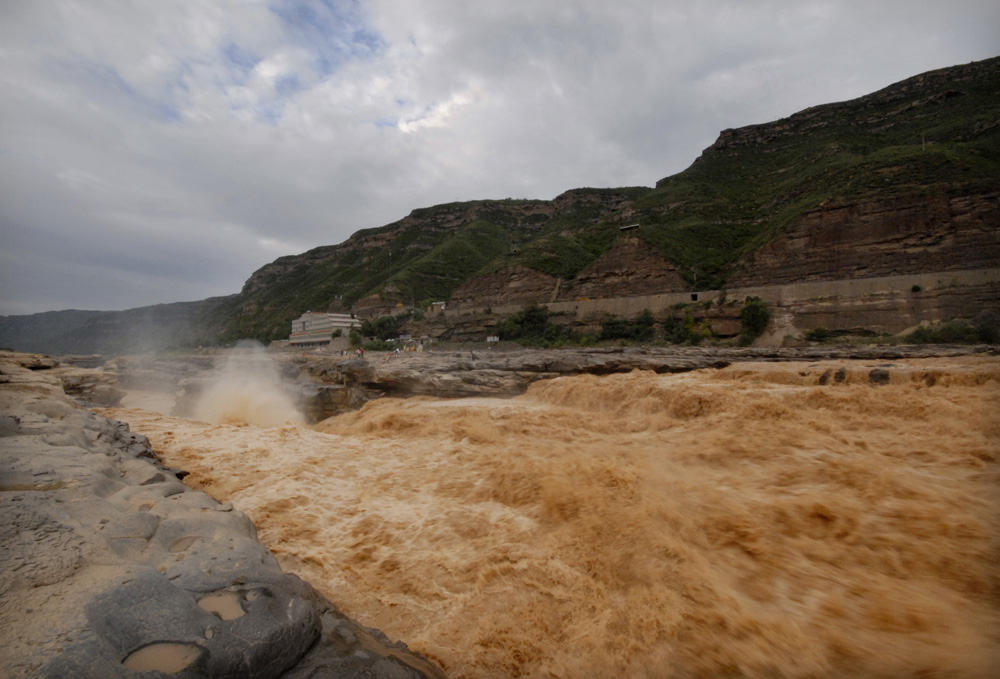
[{"left": 1, "top": 1, "right": 997, "bottom": 315}]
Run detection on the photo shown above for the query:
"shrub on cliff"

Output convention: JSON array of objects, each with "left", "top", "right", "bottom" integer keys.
[
  {"left": 498, "top": 302, "right": 548, "bottom": 340},
  {"left": 361, "top": 313, "right": 411, "bottom": 341},
  {"left": 738, "top": 297, "right": 771, "bottom": 346},
  {"left": 978, "top": 318, "right": 1000, "bottom": 344},
  {"left": 362, "top": 339, "right": 397, "bottom": 351},
  {"left": 805, "top": 326, "right": 834, "bottom": 343},
  {"left": 600, "top": 309, "right": 656, "bottom": 342},
  {"left": 499, "top": 302, "right": 577, "bottom": 346},
  {"left": 661, "top": 308, "right": 711, "bottom": 345},
  {"left": 905, "top": 317, "right": 999, "bottom": 344}
]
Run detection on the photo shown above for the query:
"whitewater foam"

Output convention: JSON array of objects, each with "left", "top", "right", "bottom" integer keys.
[{"left": 190, "top": 341, "right": 304, "bottom": 426}]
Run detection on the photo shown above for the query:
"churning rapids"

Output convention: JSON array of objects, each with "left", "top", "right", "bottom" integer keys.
[{"left": 101, "top": 354, "right": 1000, "bottom": 679}]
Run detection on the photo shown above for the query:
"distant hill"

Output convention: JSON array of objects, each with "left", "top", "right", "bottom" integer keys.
[
  {"left": 3, "top": 56, "right": 998, "bottom": 353},
  {"left": 0, "top": 298, "right": 232, "bottom": 355}
]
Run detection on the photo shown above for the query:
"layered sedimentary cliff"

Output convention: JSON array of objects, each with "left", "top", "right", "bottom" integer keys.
[
  {"left": 448, "top": 265, "right": 562, "bottom": 310},
  {"left": 448, "top": 237, "right": 693, "bottom": 310},
  {"left": 559, "top": 236, "right": 688, "bottom": 301},
  {"left": 729, "top": 192, "right": 1000, "bottom": 288}
]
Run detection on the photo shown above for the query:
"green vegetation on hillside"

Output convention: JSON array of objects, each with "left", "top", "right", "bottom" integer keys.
[
  {"left": 906, "top": 317, "right": 999, "bottom": 344},
  {"left": 219, "top": 189, "right": 652, "bottom": 342}
]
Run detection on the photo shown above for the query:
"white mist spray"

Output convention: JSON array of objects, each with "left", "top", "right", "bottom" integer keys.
[{"left": 192, "top": 341, "right": 304, "bottom": 426}]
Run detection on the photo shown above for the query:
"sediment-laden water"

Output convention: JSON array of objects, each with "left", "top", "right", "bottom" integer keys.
[{"left": 103, "top": 356, "right": 1000, "bottom": 678}]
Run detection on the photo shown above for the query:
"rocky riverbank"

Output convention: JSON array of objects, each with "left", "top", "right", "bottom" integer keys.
[
  {"left": 94, "top": 344, "right": 1000, "bottom": 423},
  {"left": 0, "top": 351, "right": 446, "bottom": 679},
  {"left": 287, "top": 344, "right": 1000, "bottom": 416}
]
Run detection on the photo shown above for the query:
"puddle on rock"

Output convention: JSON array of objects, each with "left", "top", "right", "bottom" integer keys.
[
  {"left": 122, "top": 642, "right": 202, "bottom": 673},
  {"left": 197, "top": 591, "right": 245, "bottom": 620}
]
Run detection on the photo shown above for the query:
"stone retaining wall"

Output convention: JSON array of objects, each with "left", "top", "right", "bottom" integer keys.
[{"left": 442, "top": 268, "right": 1000, "bottom": 336}]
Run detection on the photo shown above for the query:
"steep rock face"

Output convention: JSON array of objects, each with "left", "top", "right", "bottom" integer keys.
[
  {"left": 448, "top": 265, "right": 561, "bottom": 310},
  {"left": 559, "top": 237, "right": 688, "bottom": 300},
  {"left": 550, "top": 187, "right": 641, "bottom": 214},
  {"left": 729, "top": 192, "right": 1000, "bottom": 287},
  {"left": 448, "top": 234, "right": 690, "bottom": 311}
]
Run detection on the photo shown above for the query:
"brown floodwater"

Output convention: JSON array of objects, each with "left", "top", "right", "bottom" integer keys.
[
  {"left": 122, "top": 642, "right": 203, "bottom": 673},
  {"left": 102, "top": 356, "right": 1000, "bottom": 679}
]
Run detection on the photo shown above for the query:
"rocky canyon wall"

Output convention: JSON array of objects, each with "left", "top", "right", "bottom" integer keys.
[
  {"left": 729, "top": 192, "right": 1000, "bottom": 288},
  {"left": 448, "top": 265, "right": 563, "bottom": 310},
  {"left": 443, "top": 191, "right": 999, "bottom": 338},
  {"left": 447, "top": 238, "right": 689, "bottom": 311}
]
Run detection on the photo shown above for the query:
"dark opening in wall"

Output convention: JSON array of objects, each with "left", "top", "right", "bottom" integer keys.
[{"left": 691, "top": 293, "right": 699, "bottom": 302}]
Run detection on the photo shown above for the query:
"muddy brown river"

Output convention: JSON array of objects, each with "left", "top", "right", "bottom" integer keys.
[{"left": 102, "top": 355, "right": 1000, "bottom": 678}]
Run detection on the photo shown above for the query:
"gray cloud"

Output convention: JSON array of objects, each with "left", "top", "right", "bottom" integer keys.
[{"left": 2, "top": 0, "right": 998, "bottom": 314}]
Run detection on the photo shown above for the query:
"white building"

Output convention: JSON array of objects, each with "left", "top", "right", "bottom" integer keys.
[{"left": 289, "top": 312, "right": 361, "bottom": 346}]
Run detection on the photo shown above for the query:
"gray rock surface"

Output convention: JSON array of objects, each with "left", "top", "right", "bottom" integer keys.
[
  {"left": 49, "top": 363, "right": 127, "bottom": 407},
  {"left": 0, "top": 352, "right": 446, "bottom": 679}
]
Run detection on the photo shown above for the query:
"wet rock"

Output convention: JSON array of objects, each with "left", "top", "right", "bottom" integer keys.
[
  {"left": 0, "top": 350, "right": 125, "bottom": 406},
  {"left": 868, "top": 368, "right": 891, "bottom": 384},
  {"left": 53, "top": 366, "right": 126, "bottom": 406},
  {"left": 286, "top": 603, "right": 447, "bottom": 679},
  {"left": 0, "top": 414, "right": 20, "bottom": 436},
  {"left": 49, "top": 569, "right": 321, "bottom": 679}
]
